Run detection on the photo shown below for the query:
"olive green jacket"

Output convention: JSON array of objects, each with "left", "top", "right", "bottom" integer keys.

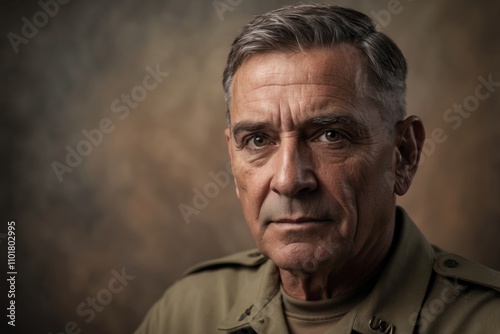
[{"left": 135, "top": 208, "right": 500, "bottom": 333}]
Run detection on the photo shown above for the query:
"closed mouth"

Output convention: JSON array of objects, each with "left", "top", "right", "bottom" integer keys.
[{"left": 271, "top": 217, "right": 330, "bottom": 224}]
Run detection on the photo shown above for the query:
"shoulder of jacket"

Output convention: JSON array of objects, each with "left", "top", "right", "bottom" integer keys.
[
  {"left": 433, "top": 248, "right": 500, "bottom": 293},
  {"left": 182, "top": 248, "right": 267, "bottom": 277}
]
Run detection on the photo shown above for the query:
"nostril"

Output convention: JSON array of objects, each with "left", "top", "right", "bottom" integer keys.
[{"left": 297, "top": 182, "right": 315, "bottom": 194}]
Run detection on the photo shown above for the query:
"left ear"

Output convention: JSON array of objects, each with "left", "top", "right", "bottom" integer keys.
[{"left": 393, "top": 115, "right": 425, "bottom": 196}]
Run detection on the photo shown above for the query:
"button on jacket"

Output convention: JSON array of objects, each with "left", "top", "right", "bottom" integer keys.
[{"left": 135, "top": 207, "right": 500, "bottom": 333}]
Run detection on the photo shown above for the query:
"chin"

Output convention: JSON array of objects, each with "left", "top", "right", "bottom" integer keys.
[{"left": 267, "top": 241, "right": 344, "bottom": 274}]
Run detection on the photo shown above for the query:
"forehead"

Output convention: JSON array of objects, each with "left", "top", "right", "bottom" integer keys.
[
  {"left": 235, "top": 45, "right": 365, "bottom": 89},
  {"left": 230, "top": 45, "right": 374, "bottom": 125}
]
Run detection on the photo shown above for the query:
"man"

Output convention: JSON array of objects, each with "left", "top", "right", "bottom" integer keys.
[{"left": 135, "top": 4, "right": 500, "bottom": 333}]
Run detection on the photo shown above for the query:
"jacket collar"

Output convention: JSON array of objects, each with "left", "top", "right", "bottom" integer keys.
[
  {"left": 217, "top": 258, "right": 287, "bottom": 332},
  {"left": 349, "top": 207, "right": 435, "bottom": 334},
  {"left": 218, "top": 207, "right": 435, "bottom": 334}
]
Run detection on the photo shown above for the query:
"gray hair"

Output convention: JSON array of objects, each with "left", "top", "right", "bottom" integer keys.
[{"left": 222, "top": 4, "right": 407, "bottom": 129}]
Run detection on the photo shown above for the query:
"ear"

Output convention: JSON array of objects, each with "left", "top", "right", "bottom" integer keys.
[
  {"left": 225, "top": 127, "right": 240, "bottom": 199},
  {"left": 394, "top": 116, "right": 425, "bottom": 196}
]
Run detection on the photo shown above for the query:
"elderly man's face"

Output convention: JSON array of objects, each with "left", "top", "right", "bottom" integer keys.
[{"left": 225, "top": 46, "right": 399, "bottom": 274}]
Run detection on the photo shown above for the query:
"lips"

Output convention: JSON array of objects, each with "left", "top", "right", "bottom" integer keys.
[{"left": 271, "top": 217, "right": 330, "bottom": 224}]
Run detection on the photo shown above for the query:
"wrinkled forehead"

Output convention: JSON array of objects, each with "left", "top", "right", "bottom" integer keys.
[
  {"left": 237, "top": 46, "right": 365, "bottom": 87},
  {"left": 230, "top": 46, "right": 373, "bottom": 123}
]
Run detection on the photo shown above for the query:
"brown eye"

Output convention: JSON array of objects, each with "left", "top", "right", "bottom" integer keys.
[
  {"left": 247, "top": 135, "right": 269, "bottom": 149},
  {"left": 320, "top": 130, "right": 342, "bottom": 142}
]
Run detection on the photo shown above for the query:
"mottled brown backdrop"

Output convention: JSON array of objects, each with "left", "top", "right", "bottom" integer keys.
[{"left": 1, "top": 0, "right": 499, "bottom": 333}]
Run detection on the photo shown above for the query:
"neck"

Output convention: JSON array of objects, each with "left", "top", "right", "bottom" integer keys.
[{"left": 280, "top": 224, "right": 395, "bottom": 301}]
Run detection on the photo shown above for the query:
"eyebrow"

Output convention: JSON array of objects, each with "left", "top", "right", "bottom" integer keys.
[
  {"left": 309, "top": 115, "right": 355, "bottom": 126},
  {"left": 308, "top": 115, "right": 369, "bottom": 136},
  {"left": 231, "top": 114, "right": 369, "bottom": 138},
  {"left": 231, "top": 121, "right": 272, "bottom": 139}
]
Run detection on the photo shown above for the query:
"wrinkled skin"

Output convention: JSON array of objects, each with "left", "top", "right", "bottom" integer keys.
[{"left": 225, "top": 46, "right": 424, "bottom": 300}]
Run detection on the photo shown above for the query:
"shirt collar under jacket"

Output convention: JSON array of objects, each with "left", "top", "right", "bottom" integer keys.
[{"left": 218, "top": 207, "right": 435, "bottom": 334}]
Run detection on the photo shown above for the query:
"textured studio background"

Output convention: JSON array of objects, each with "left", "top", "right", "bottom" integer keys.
[{"left": 1, "top": 0, "right": 499, "bottom": 333}]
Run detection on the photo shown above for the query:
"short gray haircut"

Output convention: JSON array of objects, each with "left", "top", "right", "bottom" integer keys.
[{"left": 222, "top": 4, "right": 407, "bottom": 129}]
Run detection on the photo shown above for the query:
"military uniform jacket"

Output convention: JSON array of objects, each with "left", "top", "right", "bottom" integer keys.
[{"left": 135, "top": 208, "right": 500, "bottom": 333}]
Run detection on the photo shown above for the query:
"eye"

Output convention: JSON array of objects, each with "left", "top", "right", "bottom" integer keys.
[
  {"left": 318, "top": 130, "right": 343, "bottom": 142},
  {"left": 245, "top": 134, "right": 270, "bottom": 149}
]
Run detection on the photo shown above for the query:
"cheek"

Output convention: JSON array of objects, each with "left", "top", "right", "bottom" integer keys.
[
  {"left": 233, "top": 164, "right": 254, "bottom": 197},
  {"left": 361, "top": 152, "right": 395, "bottom": 205},
  {"left": 346, "top": 144, "right": 394, "bottom": 190},
  {"left": 317, "top": 158, "right": 358, "bottom": 205},
  {"left": 321, "top": 151, "right": 392, "bottom": 229},
  {"left": 348, "top": 150, "right": 396, "bottom": 238},
  {"left": 232, "top": 163, "right": 268, "bottom": 222}
]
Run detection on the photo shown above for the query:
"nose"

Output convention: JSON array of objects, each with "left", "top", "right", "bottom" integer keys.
[{"left": 270, "top": 139, "right": 317, "bottom": 197}]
